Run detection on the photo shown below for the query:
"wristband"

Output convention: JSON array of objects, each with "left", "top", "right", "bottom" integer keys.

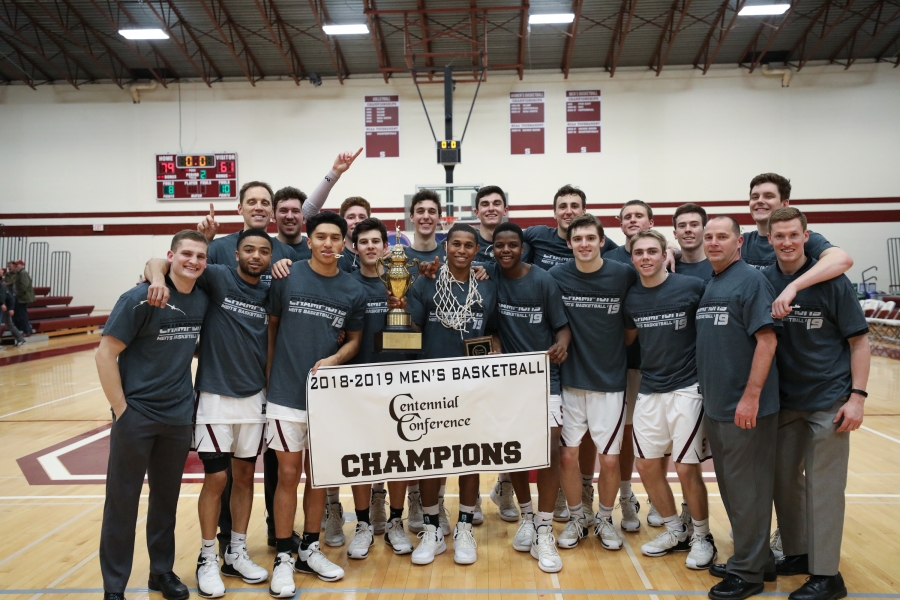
[{"left": 850, "top": 388, "right": 868, "bottom": 398}]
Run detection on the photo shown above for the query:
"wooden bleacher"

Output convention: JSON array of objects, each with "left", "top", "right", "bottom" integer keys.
[{"left": 1, "top": 285, "right": 107, "bottom": 338}]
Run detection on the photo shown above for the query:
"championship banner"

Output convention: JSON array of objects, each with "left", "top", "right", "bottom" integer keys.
[{"left": 306, "top": 352, "right": 551, "bottom": 488}]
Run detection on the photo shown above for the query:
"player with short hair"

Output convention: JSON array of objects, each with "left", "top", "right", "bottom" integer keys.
[
  {"left": 472, "top": 185, "right": 510, "bottom": 266},
  {"left": 338, "top": 196, "right": 372, "bottom": 272},
  {"left": 696, "top": 216, "right": 781, "bottom": 600},
  {"left": 97, "top": 230, "right": 209, "bottom": 600},
  {"left": 401, "top": 223, "right": 499, "bottom": 566},
  {"left": 672, "top": 203, "right": 712, "bottom": 283},
  {"left": 548, "top": 214, "right": 637, "bottom": 552},
  {"left": 623, "top": 230, "right": 717, "bottom": 570},
  {"left": 491, "top": 221, "right": 571, "bottom": 572},
  {"left": 404, "top": 189, "right": 447, "bottom": 277},
  {"left": 265, "top": 211, "right": 367, "bottom": 596},
  {"left": 763, "top": 207, "right": 870, "bottom": 600}
]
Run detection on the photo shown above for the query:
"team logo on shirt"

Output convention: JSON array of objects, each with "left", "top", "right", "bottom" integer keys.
[
  {"left": 632, "top": 310, "right": 688, "bottom": 330},
  {"left": 222, "top": 296, "right": 267, "bottom": 320},
  {"left": 288, "top": 295, "right": 349, "bottom": 328},
  {"left": 134, "top": 300, "right": 187, "bottom": 316},
  {"left": 157, "top": 320, "right": 202, "bottom": 341},
  {"left": 561, "top": 294, "right": 621, "bottom": 314},
  {"left": 697, "top": 303, "right": 729, "bottom": 326},
  {"left": 783, "top": 306, "right": 824, "bottom": 329},
  {"left": 499, "top": 302, "right": 543, "bottom": 324}
]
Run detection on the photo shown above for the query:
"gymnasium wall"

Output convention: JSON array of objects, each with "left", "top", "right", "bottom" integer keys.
[{"left": 1, "top": 62, "right": 898, "bottom": 310}]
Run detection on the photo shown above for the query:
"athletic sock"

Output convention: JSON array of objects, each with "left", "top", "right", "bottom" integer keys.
[
  {"left": 692, "top": 517, "right": 710, "bottom": 537},
  {"left": 619, "top": 480, "right": 633, "bottom": 498},
  {"left": 407, "top": 482, "right": 420, "bottom": 494},
  {"left": 300, "top": 531, "right": 320, "bottom": 551},
  {"left": 581, "top": 474, "right": 593, "bottom": 487},
  {"left": 390, "top": 506, "right": 404, "bottom": 521},
  {"left": 356, "top": 508, "right": 371, "bottom": 524},
  {"left": 662, "top": 513, "right": 681, "bottom": 533},
  {"left": 438, "top": 484, "right": 446, "bottom": 498},
  {"left": 200, "top": 538, "right": 217, "bottom": 558},
  {"left": 423, "top": 504, "right": 440, "bottom": 527},
  {"left": 372, "top": 482, "right": 385, "bottom": 493},
  {"left": 535, "top": 511, "right": 553, "bottom": 528},
  {"left": 458, "top": 503, "right": 476, "bottom": 524},
  {"left": 326, "top": 487, "right": 340, "bottom": 505},
  {"left": 498, "top": 473, "right": 512, "bottom": 483},
  {"left": 598, "top": 503, "right": 613, "bottom": 519},
  {"left": 275, "top": 537, "right": 294, "bottom": 554},
  {"left": 229, "top": 531, "right": 247, "bottom": 553},
  {"left": 519, "top": 501, "right": 533, "bottom": 515},
  {"left": 567, "top": 503, "right": 584, "bottom": 520}
]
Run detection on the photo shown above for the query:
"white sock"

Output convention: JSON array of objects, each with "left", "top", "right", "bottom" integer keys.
[
  {"left": 407, "top": 482, "right": 420, "bottom": 494},
  {"left": 598, "top": 503, "right": 613, "bottom": 519},
  {"left": 498, "top": 473, "right": 512, "bottom": 483},
  {"left": 459, "top": 503, "right": 476, "bottom": 514},
  {"left": 535, "top": 511, "right": 553, "bottom": 528},
  {"left": 693, "top": 517, "right": 710, "bottom": 537},
  {"left": 662, "top": 514, "right": 681, "bottom": 533},
  {"left": 581, "top": 474, "right": 593, "bottom": 487},
  {"left": 568, "top": 502, "right": 584, "bottom": 519},
  {"left": 519, "top": 501, "right": 533, "bottom": 514},
  {"left": 438, "top": 484, "right": 446, "bottom": 498},
  {"left": 373, "top": 482, "right": 385, "bottom": 493},
  {"left": 230, "top": 531, "right": 247, "bottom": 552},
  {"left": 619, "top": 480, "right": 633, "bottom": 498},
  {"left": 201, "top": 538, "right": 216, "bottom": 558},
  {"left": 423, "top": 504, "right": 439, "bottom": 516},
  {"left": 326, "top": 487, "right": 340, "bottom": 504}
]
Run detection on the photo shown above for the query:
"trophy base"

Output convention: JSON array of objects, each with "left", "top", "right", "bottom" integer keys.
[{"left": 375, "top": 330, "right": 422, "bottom": 353}]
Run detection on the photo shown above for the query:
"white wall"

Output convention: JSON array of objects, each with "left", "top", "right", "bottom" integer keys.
[{"left": 2, "top": 63, "right": 898, "bottom": 309}]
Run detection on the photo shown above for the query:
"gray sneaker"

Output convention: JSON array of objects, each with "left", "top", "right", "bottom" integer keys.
[
  {"left": 619, "top": 493, "right": 641, "bottom": 532},
  {"left": 370, "top": 489, "right": 387, "bottom": 535},
  {"left": 553, "top": 488, "right": 569, "bottom": 522},
  {"left": 323, "top": 502, "right": 345, "bottom": 547}
]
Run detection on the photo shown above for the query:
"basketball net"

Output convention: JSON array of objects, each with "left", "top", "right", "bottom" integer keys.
[
  {"left": 433, "top": 263, "right": 482, "bottom": 335},
  {"left": 440, "top": 215, "right": 457, "bottom": 231}
]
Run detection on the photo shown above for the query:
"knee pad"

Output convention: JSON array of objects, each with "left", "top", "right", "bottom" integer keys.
[{"left": 199, "top": 452, "right": 230, "bottom": 474}]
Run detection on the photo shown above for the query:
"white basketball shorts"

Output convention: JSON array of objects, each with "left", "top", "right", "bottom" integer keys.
[
  {"left": 560, "top": 386, "right": 626, "bottom": 454},
  {"left": 632, "top": 383, "right": 711, "bottom": 464}
]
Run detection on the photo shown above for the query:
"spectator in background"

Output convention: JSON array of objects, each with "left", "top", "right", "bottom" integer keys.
[
  {"left": 1, "top": 269, "right": 26, "bottom": 347},
  {"left": 6, "top": 260, "right": 34, "bottom": 335}
]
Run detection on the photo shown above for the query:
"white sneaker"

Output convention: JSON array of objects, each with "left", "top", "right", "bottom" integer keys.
[
  {"left": 680, "top": 502, "right": 693, "bottom": 536},
  {"left": 438, "top": 496, "right": 451, "bottom": 536},
  {"left": 490, "top": 480, "right": 519, "bottom": 522},
  {"left": 513, "top": 513, "right": 535, "bottom": 552},
  {"left": 370, "top": 489, "right": 387, "bottom": 535},
  {"left": 581, "top": 484, "right": 596, "bottom": 526},
  {"left": 268, "top": 553, "right": 295, "bottom": 598},
  {"left": 686, "top": 532, "right": 717, "bottom": 569},
  {"left": 594, "top": 515, "right": 623, "bottom": 550},
  {"left": 647, "top": 500, "right": 663, "bottom": 527},
  {"left": 770, "top": 528, "right": 783, "bottom": 559},
  {"left": 640, "top": 526, "right": 690, "bottom": 556},
  {"left": 323, "top": 502, "right": 345, "bottom": 547},
  {"left": 556, "top": 514, "right": 590, "bottom": 549},
  {"left": 222, "top": 544, "right": 268, "bottom": 583},
  {"left": 472, "top": 496, "right": 484, "bottom": 526},
  {"left": 619, "top": 494, "right": 641, "bottom": 532},
  {"left": 385, "top": 517, "right": 413, "bottom": 555},
  {"left": 407, "top": 491, "right": 424, "bottom": 533},
  {"left": 295, "top": 541, "right": 344, "bottom": 582},
  {"left": 347, "top": 522, "right": 375, "bottom": 559},
  {"left": 196, "top": 553, "right": 225, "bottom": 598},
  {"left": 531, "top": 525, "right": 562, "bottom": 573},
  {"left": 411, "top": 523, "right": 446, "bottom": 565},
  {"left": 553, "top": 489, "right": 569, "bottom": 522},
  {"left": 453, "top": 521, "right": 477, "bottom": 565}
]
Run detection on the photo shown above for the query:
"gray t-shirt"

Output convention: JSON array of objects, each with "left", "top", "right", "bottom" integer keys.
[
  {"left": 549, "top": 259, "right": 637, "bottom": 393},
  {"left": 675, "top": 259, "right": 712, "bottom": 283},
  {"left": 349, "top": 270, "right": 410, "bottom": 365},
  {"left": 103, "top": 279, "right": 208, "bottom": 425},
  {"left": 524, "top": 226, "right": 572, "bottom": 271},
  {"left": 601, "top": 245, "right": 642, "bottom": 369},
  {"left": 207, "top": 231, "right": 296, "bottom": 287},
  {"left": 602, "top": 245, "right": 633, "bottom": 269},
  {"left": 763, "top": 258, "right": 869, "bottom": 412},
  {"left": 194, "top": 265, "right": 268, "bottom": 398},
  {"left": 696, "top": 260, "right": 781, "bottom": 421},
  {"left": 266, "top": 261, "right": 367, "bottom": 411},
  {"left": 624, "top": 274, "right": 705, "bottom": 394},
  {"left": 288, "top": 238, "right": 311, "bottom": 261},
  {"left": 741, "top": 230, "right": 833, "bottom": 270},
  {"left": 495, "top": 265, "right": 569, "bottom": 395},
  {"left": 338, "top": 249, "right": 361, "bottom": 273},
  {"left": 407, "top": 273, "right": 497, "bottom": 359},
  {"left": 404, "top": 244, "right": 446, "bottom": 278},
  {"left": 473, "top": 229, "right": 496, "bottom": 267}
]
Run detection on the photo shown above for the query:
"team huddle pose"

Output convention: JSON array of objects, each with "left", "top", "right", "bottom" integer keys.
[{"left": 96, "top": 160, "right": 870, "bottom": 600}]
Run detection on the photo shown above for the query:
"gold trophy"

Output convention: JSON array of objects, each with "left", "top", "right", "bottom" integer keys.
[{"left": 375, "top": 230, "right": 423, "bottom": 352}]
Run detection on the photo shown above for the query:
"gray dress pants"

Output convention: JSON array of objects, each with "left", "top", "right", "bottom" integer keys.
[
  {"left": 773, "top": 399, "right": 850, "bottom": 576},
  {"left": 705, "top": 412, "right": 778, "bottom": 583},
  {"left": 99, "top": 407, "right": 192, "bottom": 593}
]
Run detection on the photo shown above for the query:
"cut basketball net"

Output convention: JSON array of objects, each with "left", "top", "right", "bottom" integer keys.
[
  {"left": 434, "top": 263, "right": 482, "bottom": 336},
  {"left": 440, "top": 215, "right": 457, "bottom": 231}
]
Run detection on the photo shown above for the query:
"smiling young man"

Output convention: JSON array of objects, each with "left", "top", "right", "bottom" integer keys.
[
  {"left": 472, "top": 185, "right": 512, "bottom": 266},
  {"left": 96, "top": 231, "right": 209, "bottom": 600},
  {"left": 337, "top": 197, "right": 372, "bottom": 273},
  {"left": 672, "top": 203, "right": 712, "bottom": 283},
  {"left": 743, "top": 173, "right": 853, "bottom": 319},
  {"left": 548, "top": 214, "right": 636, "bottom": 553},
  {"left": 265, "top": 212, "right": 367, "bottom": 596},
  {"left": 402, "top": 223, "right": 499, "bottom": 566},
  {"left": 492, "top": 222, "right": 571, "bottom": 573},
  {"left": 763, "top": 207, "right": 870, "bottom": 600},
  {"left": 697, "top": 216, "right": 781, "bottom": 600},
  {"left": 144, "top": 229, "right": 275, "bottom": 598},
  {"left": 623, "top": 230, "right": 716, "bottom": 571},
  {"left": 404, "top": 189, "right": 446, "bottom": 277}
]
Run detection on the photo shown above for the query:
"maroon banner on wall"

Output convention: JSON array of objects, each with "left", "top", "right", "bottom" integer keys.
[
  {"left": 365, "top": 95, "right": 400, "bottom": 158},
  {"left": 510, "top": 91, "right": 545, "bottom": 155},
  {"left": 566, "top": 90, "right": 601, "bottom": 154}
]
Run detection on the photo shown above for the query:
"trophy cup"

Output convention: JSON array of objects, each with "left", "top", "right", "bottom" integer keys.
[{"left": 375, "top": 230, "right": 423, "bottom": 352}]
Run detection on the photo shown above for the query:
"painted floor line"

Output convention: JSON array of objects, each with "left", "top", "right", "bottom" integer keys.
[
  {"left": 0, "top": 503, "right": 99, "bottom": 567},
  {"left": 861, "top": 426, "right": 900, "bottom": 445},
  {"left": 0, "top": 386, "right": 102, "bottom": 419}
]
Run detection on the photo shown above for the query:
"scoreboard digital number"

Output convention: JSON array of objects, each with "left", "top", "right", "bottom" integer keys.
[{"left": 156, "top": 153, "right": 238, "bottom": 201}]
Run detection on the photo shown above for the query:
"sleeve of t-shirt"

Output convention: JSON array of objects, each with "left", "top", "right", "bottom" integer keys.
[
  {"left": 194, "top": 264, "right": 222, "bottom": 294},
  {"left": 832, "top": 276, "right": 869, "bottom": 339},
  {"left": 741, "top": 276, "right": 778, "bottom": 337},
  {"left": 522, "top": 228, "right": 537, "bottom": 264},
  {"left": 345, "top": 285, "right": 366, "bottom": 332},
  {"left": 407, "top": 278, "right": 427, "bottom": 327},
  {"left": 267, "top": 276, "right": 285, "bottom": 318},
  {"left": 103, "top": 290, "right": 144, "bottom": 346},
  {"left": 805, "top": 231, "right": 835, "bottom": 258},
  {"left": 623, "top": 297, "right": 637, "bottom": 330},
  {"left": 543, "top": 276, "right": 569, "bottom": 331}
]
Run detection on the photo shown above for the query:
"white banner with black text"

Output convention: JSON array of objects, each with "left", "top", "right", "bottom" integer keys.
[{"left": 306, "top": 352, "right": 550, "bottom": 487}]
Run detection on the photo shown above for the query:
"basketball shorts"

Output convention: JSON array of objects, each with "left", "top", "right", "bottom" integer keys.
[
  {"left": 625, "top": 369, "right": 641, "bottom": 426},
  {"left": 632, "top": 383, "right": 711, "bottom": 464},
  {"left": 549, "top": 394, "right": 563, "bottom": 428},
  {"left": 560, "top": 386, "right": 626, "bottom": 454},
  {"left": 193, "top": 390, "right": 267, "bottom": 459},
  {"left": 266, "top": 404, "right": 309, "bottom": 452}
]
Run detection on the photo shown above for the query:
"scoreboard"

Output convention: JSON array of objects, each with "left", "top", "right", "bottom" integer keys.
[{"left": 156, "top": 153, "right": 238, "bottom": 200}]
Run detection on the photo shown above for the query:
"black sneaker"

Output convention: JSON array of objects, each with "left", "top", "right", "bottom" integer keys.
[{"left": 147, "top": 572, "right": 189, "bottom": 600}]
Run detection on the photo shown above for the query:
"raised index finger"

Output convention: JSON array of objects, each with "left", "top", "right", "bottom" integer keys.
[
  {"left": 209, "top": 203, "right": 215, "bottom": 219},
  {"left": 351, "top": 147, "right": 363, "bottom": 161}
]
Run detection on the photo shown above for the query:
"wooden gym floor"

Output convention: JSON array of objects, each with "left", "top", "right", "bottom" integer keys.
[{"left": 0, "top": 335, "right": 898, "bottom": 599}]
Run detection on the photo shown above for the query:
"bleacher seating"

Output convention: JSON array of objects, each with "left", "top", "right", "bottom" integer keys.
[
  {"left": 862, "top": 299, "right": 900, "bottom": 355},
  {"left": 1, "top": 285, "right": 107, "bottom": 338}
]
